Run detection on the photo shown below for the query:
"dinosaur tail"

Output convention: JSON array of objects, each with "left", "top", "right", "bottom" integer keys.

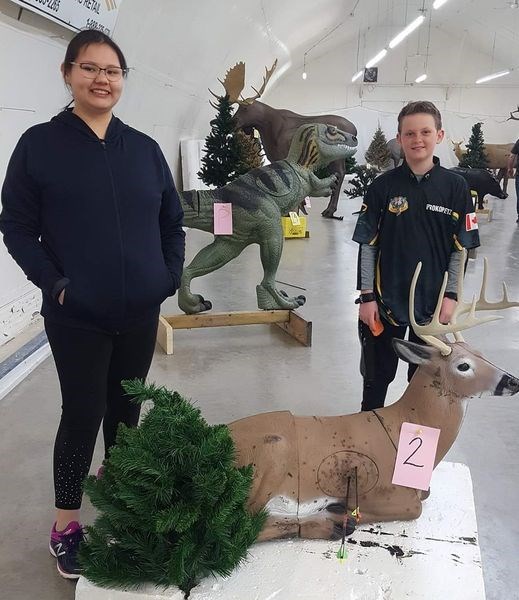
[{"left": 179, "top": 190, "right": 214, "bottom": 232}]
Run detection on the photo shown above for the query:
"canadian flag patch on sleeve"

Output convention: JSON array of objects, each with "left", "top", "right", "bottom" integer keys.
[{"left": 465, "top": 212, "right": 478, "bottom": 231}]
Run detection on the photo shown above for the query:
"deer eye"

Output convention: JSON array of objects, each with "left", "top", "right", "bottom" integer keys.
[{"left": 457, "top": 363, "right": 471, "bottom": 372}]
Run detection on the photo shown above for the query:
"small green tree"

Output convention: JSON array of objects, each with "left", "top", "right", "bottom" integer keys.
[
  {"left": 459, "top": 122, "right": 489, "bottom": 168},
  {"left": 365, "top": 125, "right": 391, "bottom": 170},
  {"left": 234, "top": 129, "right": 263, "bottom": 175},
  {"left": 344, "top": 165, "right": 379, "bottom": 200},
  {"left": 80, "top": 380, "right": 267, "bottom": 596},
  {"left": 344, "top": 153, "right": 358, "bottom": 174},
  {"left": 198, "top": 95, "right": 244, "bottom": 187}
]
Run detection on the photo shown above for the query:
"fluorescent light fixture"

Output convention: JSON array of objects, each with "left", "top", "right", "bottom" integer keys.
[
  {"left": 415, "top": 73, "right": 427, "bottom": 83},
  {"left": 433, "top": 0, "right": 449, "bottom": 8},
  {"left": 302, "top": 71, "right": 307, "bottom": 80},
  {"left": 475, "top": 70, "right": 510, "bottom": 84},
  {"left": 365, "top": 49, "right": 387, "bottom": 69},
  {"left": 351, "top": 70, "right": 363, "bottom": 82},
  {"left": 389, "top": 15, "right": 426, "bottom": 49}
]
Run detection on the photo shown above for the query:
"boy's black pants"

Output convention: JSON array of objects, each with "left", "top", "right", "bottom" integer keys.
[
  {"left": 45, "top": 316, "right": 159, "bottom": 510},
  {"left": 358, "top": 318, "right": 424, "bottom": 412}
]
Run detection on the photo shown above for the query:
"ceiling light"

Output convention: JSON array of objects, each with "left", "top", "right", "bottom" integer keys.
[
  {"left": 433, "top": 0, "right": 449, "bottom": 8},
  {"left": 351, "top": 70, "right": 363, "bottom": 82},
  {"left": 475, "top": 70, "right": 510, "bottom": 84},
  {"left": 365, "top": 49, "right": 387, "bottom": 69},
  {"left": 389, "top": 15, "right": 426, "bottom": 49},
  {"left": 415, "top": 73, "right": 427, "bottom": 83},
  {"left": 302, "top": 71, "right": 307, "bottom": 80}
]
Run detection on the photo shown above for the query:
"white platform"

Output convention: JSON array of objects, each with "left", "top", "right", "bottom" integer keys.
[{"left": 76, "top": 461, "right": 485, "bottom": 600}]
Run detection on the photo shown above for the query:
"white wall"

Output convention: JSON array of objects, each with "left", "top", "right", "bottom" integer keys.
[{"left": 0, "top": 7, "right": 71, "bottom": 344}]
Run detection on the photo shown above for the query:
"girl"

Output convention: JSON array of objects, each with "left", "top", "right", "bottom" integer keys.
[{"left": 0, "top": 29, "right": 185, "bottom": 578}]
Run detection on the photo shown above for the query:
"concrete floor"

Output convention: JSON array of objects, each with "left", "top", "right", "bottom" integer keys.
[{"left": 1, "top": 190, "right": 518, "bottom": 600}]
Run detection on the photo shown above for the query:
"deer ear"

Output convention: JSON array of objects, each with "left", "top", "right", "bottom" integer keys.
[{"left": 392, "top": 339, "right": 438, "bottom": 364}]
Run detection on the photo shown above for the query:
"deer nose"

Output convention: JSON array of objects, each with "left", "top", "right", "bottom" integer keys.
[{"left": 497, "top": 374, "right": 519, "bottom": 395}]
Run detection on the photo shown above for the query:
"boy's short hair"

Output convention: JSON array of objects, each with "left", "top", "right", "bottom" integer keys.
[{"left": 397, "top": 101, "right": 442, "bottom": 132}]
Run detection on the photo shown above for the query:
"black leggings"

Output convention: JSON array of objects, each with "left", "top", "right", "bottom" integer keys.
[
  {"left": 358, "top": 319, "right": 423, "bottom": 412},
  {"left": 45, "top": 317, "right": 159, "bottom": 510}
]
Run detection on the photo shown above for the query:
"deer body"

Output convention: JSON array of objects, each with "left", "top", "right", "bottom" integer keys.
[
  {"left": 228, "top": 257, "right": 519, "bottom": 541},
  {"left": 230, "top": 339, "right": 518, "bottom": 541},
  {"left": 451, "top": 140, "right": 514, "bottom": 192}
]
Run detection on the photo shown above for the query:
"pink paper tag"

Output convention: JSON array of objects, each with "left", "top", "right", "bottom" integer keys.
[
  {"left": 391, "top": 422, "right": 440, "bottom": 491},
  {"left": 213, "top": 203, "right": 233, "bottom": 235}
]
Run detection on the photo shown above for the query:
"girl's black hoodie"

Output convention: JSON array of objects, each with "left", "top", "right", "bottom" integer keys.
[{"left": 0, "top": 109, "right": 185, "bottom": 332}]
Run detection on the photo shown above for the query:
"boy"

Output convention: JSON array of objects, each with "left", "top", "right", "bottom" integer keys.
[{"left": 352, "top": 101, "right": 480, "bottom": 412}]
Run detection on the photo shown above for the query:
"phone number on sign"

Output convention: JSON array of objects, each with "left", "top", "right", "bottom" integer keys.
[
  {"left": 85, "top": 19, "right": 110, "bottom": 35},
  {"left": 33, "top": 0, "right": 60, "bottom": 12}
]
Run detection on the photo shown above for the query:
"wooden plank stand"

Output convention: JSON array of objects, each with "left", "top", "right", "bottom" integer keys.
[{"left": 157, "top": 310, "right": 312, "bottom": 355}]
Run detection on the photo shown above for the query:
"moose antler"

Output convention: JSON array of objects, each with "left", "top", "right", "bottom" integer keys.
[
  {"left": 239, "top": 59, "right": 278, "bottom": 105},
  {"left": 507, "top": 106, "right": 519, "bottom": 121},
  {"left": 209, "top": 60, "right": 278, "bottom": 106},
  {"left": 208, "top": 62, "right": 246, "bottom": 105},
  {"left": 408, "top": 250, "right": 519, "bottom": 355}
]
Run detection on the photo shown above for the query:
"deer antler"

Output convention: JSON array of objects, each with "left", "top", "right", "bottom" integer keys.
[
  {"left": 239, "top": 59, "right": 278, "bottom": 105},
  {"left": 409, "top": 250, "right": 506, "bottom": 356},
  {"left": 451, "top": 256, "right": 519, "bottom": 341},
  {"left": 507, "top": 106, "right": 519, "bottom": 121}
]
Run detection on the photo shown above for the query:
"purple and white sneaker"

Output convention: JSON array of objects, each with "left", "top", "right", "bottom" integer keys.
[{"left": 49, "top": 521, "right": 84, "bottom": 579}]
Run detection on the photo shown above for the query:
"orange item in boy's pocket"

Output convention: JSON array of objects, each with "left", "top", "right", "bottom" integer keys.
[{"left": 370, "top": 319, "right": 384, "bottom": 337}]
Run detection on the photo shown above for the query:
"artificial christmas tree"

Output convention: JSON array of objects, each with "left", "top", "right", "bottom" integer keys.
[
  {"left": 80, "top": 380, "right": 266, "bottom": 597},
  {"left": 198, "top": 95, "right": 244, "bottom": 187},
  {"left": 344, "top": 165, "right": 379, "bottom": 201},
  {"left": 365, "top": 125, "right": 391, "bottom": 170},
  {"left": 344, "top": 153, "right": 358, "bottom": 174},
  {"left": 459, "top": 122, "right": 489, "bottom": 169}
]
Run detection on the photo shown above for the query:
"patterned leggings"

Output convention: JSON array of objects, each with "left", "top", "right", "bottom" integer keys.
[{"left": 45, "top": 317, "right": 158, "bottom": 510}]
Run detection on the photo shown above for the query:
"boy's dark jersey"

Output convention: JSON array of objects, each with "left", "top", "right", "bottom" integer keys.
[{"left": 352, "top": 157, "right": 480, "bottom": 326}]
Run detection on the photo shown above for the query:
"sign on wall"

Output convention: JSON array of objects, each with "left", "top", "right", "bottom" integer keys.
[{"left": 10, "top": 0, "right": 124, "bottom": 36}]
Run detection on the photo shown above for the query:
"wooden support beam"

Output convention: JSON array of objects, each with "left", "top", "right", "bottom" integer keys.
[
  {"left": 157, "top": 315, "right": 173, "bottom": 355},
  {"left": 156, "top": 310, "right": 311, "bottom": 355},
  {"left": 274, "top": 310, "right": 312, "bottom": 347}
]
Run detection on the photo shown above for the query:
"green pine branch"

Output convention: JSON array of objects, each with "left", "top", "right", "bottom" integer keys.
[{"left": 80, "top": 380, "right": 267, "bottom": 596}]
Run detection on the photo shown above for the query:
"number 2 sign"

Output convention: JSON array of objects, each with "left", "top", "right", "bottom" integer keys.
[{"left": 392, "top": 422, "right": 441, "bottom": 491}]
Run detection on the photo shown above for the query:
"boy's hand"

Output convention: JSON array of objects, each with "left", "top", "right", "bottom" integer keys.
[
  {"left": 439, "top": 297, "right": 457, "bottom": 324},
  {"left": 359, "top": 301, "right": 379, "bottom": 329}
]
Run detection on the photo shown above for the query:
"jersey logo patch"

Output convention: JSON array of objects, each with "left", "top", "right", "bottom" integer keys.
[
  {"left": 465, "top": 212, "right": 478, "bottom": 231},
  {"left": 388, "top": 196, "right": 408, "bottom": 215}
]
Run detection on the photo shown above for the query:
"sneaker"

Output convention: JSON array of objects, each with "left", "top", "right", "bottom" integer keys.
[{"left": 49, "top": 521, "right": 84, "bottom": 579}]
